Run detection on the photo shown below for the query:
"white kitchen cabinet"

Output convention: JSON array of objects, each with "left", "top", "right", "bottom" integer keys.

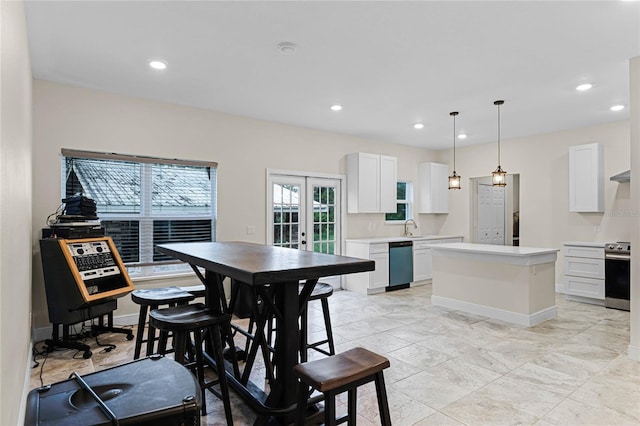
[
  {"left": 412, "top": 236, "right": 463, "bottom": 284},
  {"left": 562, "top": 242, "right": 605, "bottom": 304},
  {"left": 418, "top": 162, "right": 449, "bottom": 214},
  {"left": 412, "top": 239, "right": 436, "bottom": 283},
  {"left": 569, "top": 143, "right": 604, "bottom": 212},
  {"left": 344, "top": 241, "right": 389, "bottom": 294},
  {"left": 346, "top": 152, "right": 397, "bottom": 213}
]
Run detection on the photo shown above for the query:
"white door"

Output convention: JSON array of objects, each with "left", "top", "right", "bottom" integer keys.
[
  {"left": 268, "top": 174, "right": 343, "bottom": 287},
  {"left": 477, "top": 183, "right": 505, "bottom": 245}
]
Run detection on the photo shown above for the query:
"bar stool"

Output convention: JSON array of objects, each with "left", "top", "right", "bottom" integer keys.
[
  {"left": 299, "top": 282, "right": 336, "bottom": 361},
  {"left": 259, "top": 282, "right": 336, "bottom": 361},
  {"left": 179, "top": 284, "right": 207, "bottom": 299},
  {"left": 149, "top": 303, "right": 233, "bottom": 424},
  {"left": 131, "top": 286, "right": 196, "bottom": 360},
  {"left": 294, "top": 347, "right": 392, "bottom": 426}
]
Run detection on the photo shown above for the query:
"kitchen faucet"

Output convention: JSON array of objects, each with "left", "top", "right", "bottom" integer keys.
[{"left": 403, "top": 219, "right": 417, "bottom": 237}]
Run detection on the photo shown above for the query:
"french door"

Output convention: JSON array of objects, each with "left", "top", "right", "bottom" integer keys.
[{"left": 267, "top": 172, "right": 343, "bottom": 287}]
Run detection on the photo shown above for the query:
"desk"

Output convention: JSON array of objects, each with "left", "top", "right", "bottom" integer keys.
[{"left": 155, "top": 241, "right": 374, "bottom": 420}]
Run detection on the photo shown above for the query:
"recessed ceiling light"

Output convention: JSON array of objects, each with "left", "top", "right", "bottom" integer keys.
[
  {"left": 277, "top": 42, "right": 297, "bottom": 55},
  {"left": 610, "top": 105, "right": 625, "bottom": 112},
  {"left": 414, "top": 123, "right": 424, "bottom": 129},
  {"left": 149, "top": 60, "right": 167, "bottom": 70},
  {"left": 458, "top": 133, "right": 467, "bottom": 139},
  {"left": 330, "top": 104, "right": 343, "bottom": 111},
  {"left": 576, "top": 83, "right": 592, "bottom": 91}
]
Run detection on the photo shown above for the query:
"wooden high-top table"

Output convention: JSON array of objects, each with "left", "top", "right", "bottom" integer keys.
[{"left": 155, "top": 241, "right": 374, "bottom": 423}]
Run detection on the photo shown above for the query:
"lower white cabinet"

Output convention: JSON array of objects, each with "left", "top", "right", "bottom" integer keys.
[
  {"left": 344, "top": 241, "right": 389, "bottom": 294},
  {"left": 412, "top": 237, "right": 463, "bottom": 284},
  {"left": 562, "top": 242, "right": 605, "bottom": 303},
  {"left": 412, "top": 240, "right": 435, "bottom": 283}
]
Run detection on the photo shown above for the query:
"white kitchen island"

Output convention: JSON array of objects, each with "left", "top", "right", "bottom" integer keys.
[{"left": 431, "top": 243, "right": 559, "bottom": 327}]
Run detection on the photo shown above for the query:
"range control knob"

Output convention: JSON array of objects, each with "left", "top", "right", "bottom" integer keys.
[
  {"left": 608, "top": 244, "right": 615, "bottom": 250},
  {"left": 77, "top": 248, "right": 84, "bottom": 255},
  {"left": 617, "top": 245, "right": 624, "bottom": 250}
]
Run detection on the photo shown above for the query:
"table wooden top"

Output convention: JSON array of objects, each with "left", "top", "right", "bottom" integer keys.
[{"left": 156, "top": 241, "right": 375, "bottom": 286}]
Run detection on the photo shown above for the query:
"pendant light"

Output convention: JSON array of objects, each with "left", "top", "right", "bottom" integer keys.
[
  {"left": 448, "top": 111, "right": 461, "bottom": 190},
  {"left": 491, "top": 100, "right": 507, "bottom": 186}
]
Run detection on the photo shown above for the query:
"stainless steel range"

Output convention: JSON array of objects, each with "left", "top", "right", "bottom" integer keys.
[{"left": 604, "top": 241, "right": 630, "bottom": 311}]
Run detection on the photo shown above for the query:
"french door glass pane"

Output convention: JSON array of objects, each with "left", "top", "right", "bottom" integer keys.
[
  {"left": 312, "top": 185, "right": 336, "bottom": 254},
  {"left": 273, "top": 183, "right": 301, "bottom": 249}
]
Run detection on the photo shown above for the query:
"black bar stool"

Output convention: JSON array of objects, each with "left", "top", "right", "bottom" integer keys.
[
  {"left": 131, "top": 286, "right": 196, "bottom": 359},
  {"left": 299, "top": 282, "right": 336, "bottom": 361},
  {"left": 179, "top": 284, "right": 207, "bottom": 298},
  {"left": 150, "top": 303, "right": 233, "bottom": 424},
  {"left": 294, "top": 347, "right": 392, "bottom": 426}
]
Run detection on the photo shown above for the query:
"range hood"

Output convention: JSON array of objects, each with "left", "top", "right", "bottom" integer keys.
[{"left": 610, "top": 170, "right": 630, "bottom": 183}]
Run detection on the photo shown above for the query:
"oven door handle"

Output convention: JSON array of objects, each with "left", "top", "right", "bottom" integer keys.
[{"left": 605, "top": 254, "right": 630, "bottom": 261}]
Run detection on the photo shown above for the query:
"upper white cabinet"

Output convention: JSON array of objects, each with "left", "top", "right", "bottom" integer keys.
[
  {"left": 346, "top": 152, "right": 397, "bottom": 213},
  {"left": 418, "top": 162, "right": 448, "bottom": 214},
  {"left": 569, "top": 143, "right": 604, "bottom": 212}
]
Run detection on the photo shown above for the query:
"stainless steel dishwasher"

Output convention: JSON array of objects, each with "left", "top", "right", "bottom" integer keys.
[{"left": 388, "top": 240, "right": 413, "bottom": 291}]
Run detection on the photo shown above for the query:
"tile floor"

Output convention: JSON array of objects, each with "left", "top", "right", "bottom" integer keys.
[{"left": 30, "top": 284, "right": 639, "bottom": 425}]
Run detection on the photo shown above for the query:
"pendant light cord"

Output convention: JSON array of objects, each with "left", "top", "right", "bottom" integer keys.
[
  {"left": 494, "top": 100, "right": 504, "bottom": 167},
  {"left": 497, "top": 103, "right": 501, "bottom": 166},
  {"left": 453, "top": 114, "right": 456, "bottom": 171}
]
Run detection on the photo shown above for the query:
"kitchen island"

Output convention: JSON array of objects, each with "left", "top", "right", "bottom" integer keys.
[{"left": 431, "top": 243, "right": 559, "bottom": 326}]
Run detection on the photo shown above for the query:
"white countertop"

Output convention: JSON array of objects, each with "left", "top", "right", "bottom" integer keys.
[
  {"left": 431, "top": 242, "right": 559, "bottom": 266},
  {"left": 345, "top": 235, "right": 463, "bottom": 244},
  {"left": 563, "top": 241, "right": 606, "bottom": 248}
]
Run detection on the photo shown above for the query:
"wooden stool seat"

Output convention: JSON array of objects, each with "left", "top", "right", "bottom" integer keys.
[
  {"left": 295, "top": 347, "right": 391, "bottom": 425},
  {"left": 131, "top": 286, "right": 196, "bottom": 360},
  {"left": 179, "top": 284, "right": 207, "bottom": 298},
  {"left": 149, "top": 303, "right": 233, "bottom": 424},
  {"left": 305, "top": 281, "right": 334, "bottom": 301}
]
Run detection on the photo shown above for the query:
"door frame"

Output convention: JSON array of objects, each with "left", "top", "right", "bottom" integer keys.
[
  {"left": 266, "top": 168, "right": 347, "bottom": 256},
  {"left": 470, "top": 174, "right": 517, "bottom": 245}
]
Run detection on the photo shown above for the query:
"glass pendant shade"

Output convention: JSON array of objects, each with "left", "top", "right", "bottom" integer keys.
[
  {"left": 449, "top": 171, "right": 461, "bottom": 189},
  {"left": 492, "top": 100, "right": 507, "bottom": 187},
  {"left": 492, "top": 165, "right": 507, "bottom": 186},
  {"left": 448, "top": 111, "right": 461, "bottom": 190}
]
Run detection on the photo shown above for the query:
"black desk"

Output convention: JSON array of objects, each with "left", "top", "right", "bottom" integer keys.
[{"left": 155, "top": 241, "right": 374, "bottom": 421}]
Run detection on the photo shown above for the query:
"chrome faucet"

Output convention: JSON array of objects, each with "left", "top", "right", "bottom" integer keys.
[{"left": 403, "top": 219, "right": 417, "bottom": 237}]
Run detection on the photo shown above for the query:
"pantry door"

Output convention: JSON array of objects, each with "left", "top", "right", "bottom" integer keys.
[{"left": 267, "top": 173, "right": 343, "bottom": 287}]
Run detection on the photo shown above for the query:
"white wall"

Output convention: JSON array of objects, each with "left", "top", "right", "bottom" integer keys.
[
  {"left": 31, "top": 80, "right": 440, "bottom": 328},
  {"left": 438, "top": 120, "right": 632, "bottom": 281},
  {"left": 1, "top": 0, "right": 33, "bottom": 424},
  {"left": 629, "top": 56, "right": 639, "bottom": 361}
]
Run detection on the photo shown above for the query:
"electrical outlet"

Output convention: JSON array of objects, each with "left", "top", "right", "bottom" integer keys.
[
  {"left": 246, "top": 225, "right": 255, "bottom": 235},
  {"left": 595, "top": 224, "right": 601, "bottom": 232}
]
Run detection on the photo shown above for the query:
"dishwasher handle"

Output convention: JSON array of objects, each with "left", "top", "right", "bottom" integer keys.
[{"left": 389, "top": 241, "right": 413, "bottom": 248}]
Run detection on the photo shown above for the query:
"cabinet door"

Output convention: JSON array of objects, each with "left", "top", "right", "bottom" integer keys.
[
  {"left": 379, "top": 155, "right": 398, "bottom": 213},
  {"left": 370, "top": 251, "right": 389, "bottom": 289},
  {"left": 413, "top": 248, "right": 432, "bottom": 282},
  {"left": 357, "top": 153, "right": 380, "bottom": 213},
  {"left": 569, "top": 143, "right": 603, "bottom": 212},
  {"left": 418, "top": 162, "right": 449, "bottom": 213}
]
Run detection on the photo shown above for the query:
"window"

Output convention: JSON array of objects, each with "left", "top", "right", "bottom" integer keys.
[
  {"left": 61, "top": 149, "right": 216, "bottom": 277},
  {"left": 385, "top": 181, "right": 413, "bottom": 222}
]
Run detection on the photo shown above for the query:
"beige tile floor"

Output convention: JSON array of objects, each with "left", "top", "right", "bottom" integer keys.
[{"left": 30, "top": 284, "right": 639, "bottom": 425}]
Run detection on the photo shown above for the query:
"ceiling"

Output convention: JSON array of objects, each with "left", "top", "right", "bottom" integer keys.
[{"left": 24, "top": 1, "right": 639, "bottom": 150}]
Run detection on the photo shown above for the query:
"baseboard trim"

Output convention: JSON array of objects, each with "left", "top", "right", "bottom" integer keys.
[
  {"left": 33, "top": 313, "right": 138, "bottom": 344},
  {"left": 431, "top": 295, "right": 557, "bottom": 327},
  {"left": 628, "top": 344, "right": 640, "bottom": 361}
]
